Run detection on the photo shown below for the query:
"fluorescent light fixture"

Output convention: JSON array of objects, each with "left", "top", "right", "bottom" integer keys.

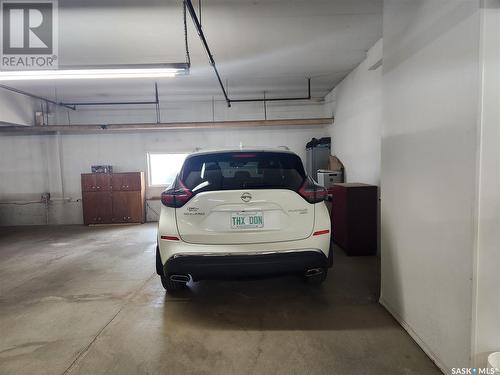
[{"left": 0, "top": 64, "right": 189, "bottom": 81}]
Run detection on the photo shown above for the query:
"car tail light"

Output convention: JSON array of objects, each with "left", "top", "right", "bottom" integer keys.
[
  {"left": 161, "top": 178, "right": 193, "bottom": 208},
  {"left": 160, "top": 235, "right": 180, "bottom": 241},
  {"left": 313, "top": 229, "right": 330, "bottom": 236},
  {"left": 298, "top": 177, "right": 327, "bottom": 204}
]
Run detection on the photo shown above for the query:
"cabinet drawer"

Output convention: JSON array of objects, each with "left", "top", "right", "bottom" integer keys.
[
  {"left": 81, "top": 174, "right": 96, "bottom": 192},
  {"left": 82, "top": 192, "right": 112, "bottom": 225},
  {"left": 112, "top": 173, "right": 142, "bottom": 191},
  {"left": 111, "top": 191, "right": 144, "bottom": 223},
  {"left": 95, "top": 174, "right": 111, "bottom": 191}
]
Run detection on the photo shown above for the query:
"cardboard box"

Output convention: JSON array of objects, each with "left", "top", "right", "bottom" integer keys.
[{"left": 329, "top": 155, "right": 344, "bottom": 171}]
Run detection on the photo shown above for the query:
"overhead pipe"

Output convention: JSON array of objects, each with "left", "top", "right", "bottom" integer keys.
[
  {"left": 184, "top": 0, "right": 313, "bottom": 108},
  {"left": 229, "top": 78, "right": 311, "bottom": 103},
  {"left": 184, "top": 0, "right": 231, "bottom": 107},
  {"left": 60, "top": 100, "right": 157, "bottom": 106},
  {"left": 60, "top": 83, "right": 160, "bottom": 108},
  {"left": 0, "top": 84, "right": 76, "bottom": 111}
]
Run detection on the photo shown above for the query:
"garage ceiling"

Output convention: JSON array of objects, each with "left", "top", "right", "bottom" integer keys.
[{"left": 5, "top": 0, "right": 382, "bottom": 103}]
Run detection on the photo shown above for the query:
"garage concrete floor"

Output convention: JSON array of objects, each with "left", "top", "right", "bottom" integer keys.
[{"left": 0, "top": 224, "right": 440, "bottom": 375}]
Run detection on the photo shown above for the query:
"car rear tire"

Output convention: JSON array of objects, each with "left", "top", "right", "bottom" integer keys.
[
  {"left": 328, "top": 244, "right": 334, "bottom": 267},
  {"left": 155, "top": 246, "right": 163, "bottom": 275},
  {"left": 157, "top": 247, "right": 187, "bottom": 293},
  {"left": 160, "top": 274, "right": 187, "bottom": 293},
  {"left": 304, "top": 268, "right": 328, "bottom": 285}
]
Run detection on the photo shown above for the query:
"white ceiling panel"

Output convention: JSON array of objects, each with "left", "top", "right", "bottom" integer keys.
[{"left": 4, "top": 0, "right": 382, "bottom": 103}]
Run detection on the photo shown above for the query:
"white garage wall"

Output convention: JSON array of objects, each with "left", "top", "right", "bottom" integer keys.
[
  {"left": 473, "top": 0, "right": 500, "bottom": 367},
  {"left": 326, "top": 39, "right": 382, "bottom": 185},
  {"left": 0, "top": 100, "right": 329, "bottom": 225},
  {"left": 380, "top": 1, "right": 481, "bottom": 373}
]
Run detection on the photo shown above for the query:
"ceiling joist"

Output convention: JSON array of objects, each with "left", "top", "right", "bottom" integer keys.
[{"left": 0, "top": 118, "right": 333, "bottom": 135}]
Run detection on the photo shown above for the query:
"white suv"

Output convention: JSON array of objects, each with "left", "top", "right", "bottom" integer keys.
[{"left": 156, "top": 148, "right": 332, "bottom": 293}]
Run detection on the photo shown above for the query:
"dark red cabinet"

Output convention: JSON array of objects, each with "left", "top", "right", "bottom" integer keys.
[{"left": 331, "top": 183, "right": 377, "bottom": 256}]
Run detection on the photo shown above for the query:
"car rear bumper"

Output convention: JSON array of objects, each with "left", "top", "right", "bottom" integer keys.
[{"left": 163, "top": 250, "right": 328, "bottom": 281}]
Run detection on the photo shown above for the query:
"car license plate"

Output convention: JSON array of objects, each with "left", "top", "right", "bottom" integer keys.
[{"left": 231, "top": 211, "right": 264, "bottom": 229}]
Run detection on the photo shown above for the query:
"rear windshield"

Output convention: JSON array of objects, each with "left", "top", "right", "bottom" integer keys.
[{"left": 180, "top": 152, "right": 306, "bottom": 193}]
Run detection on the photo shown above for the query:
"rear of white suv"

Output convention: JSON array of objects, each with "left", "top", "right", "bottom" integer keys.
[{"left": 156, "top": 149, "right": 332, "bottom": 293}]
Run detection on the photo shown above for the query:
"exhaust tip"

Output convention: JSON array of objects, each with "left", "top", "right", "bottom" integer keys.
[
  {"left": 305, "top": 268, "right": 324, "bottom": 277},
  {"left": 170, "top": 274, "right": 190, "bottom": 283}
]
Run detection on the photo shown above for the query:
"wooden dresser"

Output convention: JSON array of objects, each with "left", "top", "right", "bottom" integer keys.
[{"left": 81, "top": 172, "right": 145, "bottom": 225}]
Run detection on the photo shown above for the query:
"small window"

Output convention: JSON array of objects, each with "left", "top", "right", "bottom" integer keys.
[{"left": 148, "top": 153, "right": 188, "bottom": 187}]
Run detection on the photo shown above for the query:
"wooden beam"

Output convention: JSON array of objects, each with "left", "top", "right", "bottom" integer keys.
[{"left": 0, "top": 118, "right": 333, "bottom": 134}]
